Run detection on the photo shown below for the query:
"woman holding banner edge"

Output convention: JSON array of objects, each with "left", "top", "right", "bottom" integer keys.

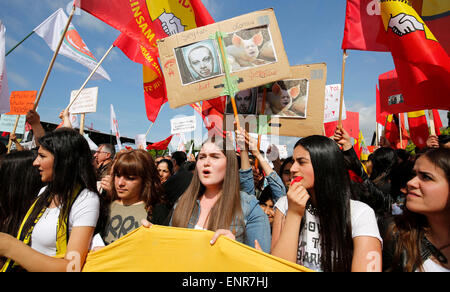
[
  {"left": 0, "top": 128, "right": 100, "bottom": 272},
  {"left": 143, "top": 136, "right": 272, "bottom": 253}
]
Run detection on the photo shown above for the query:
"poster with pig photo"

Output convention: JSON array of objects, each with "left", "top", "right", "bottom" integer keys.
[
  {"left": 157, "top": 9, "right": 291, "bottom": 109},
  {"left": 257, "top": 79, "right": 309, "bottom": 118},
  {"left": 223, "top": 25, "right": 277, "bottom": 73}
]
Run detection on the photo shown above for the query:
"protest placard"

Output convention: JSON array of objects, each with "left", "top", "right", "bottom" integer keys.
[
  {"left": 170, "top": 116, "right": 196, "bottom": 135},
  {"left": 0, "top": 114, "right": 26, "bottom": 134},
  {"left": 324, "top": 84, "right": 346, "bottom": 123},
  {"left": 69, "top": 87, "right": 98, "bottom": 114},
  {"left": 224, "top": 63, "right": 327, "bottom": 138},
  {"left": 158, "top": 9, "right": 291, "bottom": 108},
  {"left": 6, "top": 91, "right": 36, "bottom": 115}
]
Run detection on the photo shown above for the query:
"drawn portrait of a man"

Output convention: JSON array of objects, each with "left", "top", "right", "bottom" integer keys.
[{"left": 176, "top": 40, "right": 223, "bottom": 85}]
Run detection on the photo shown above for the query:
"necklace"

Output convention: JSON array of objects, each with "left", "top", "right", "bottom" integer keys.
[{"left": 306, "top": 201, "right": 319, "bottom": 216}]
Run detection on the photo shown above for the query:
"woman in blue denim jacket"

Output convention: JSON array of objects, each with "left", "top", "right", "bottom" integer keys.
[
  {"left": 168, "top": 137, "right": 271, "bottom": 253},
  {"left": 236, "top": 129, "right": 286, "bottom": 204}
]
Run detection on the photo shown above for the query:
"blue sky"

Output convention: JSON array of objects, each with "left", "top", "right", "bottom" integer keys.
[{"left": 1, "top": 0, "right": 447, "bottom": 153}]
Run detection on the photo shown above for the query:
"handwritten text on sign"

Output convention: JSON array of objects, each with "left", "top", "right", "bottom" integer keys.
[
  {"left": 171, "top": 116, "right": 196, "bottom": 135},
  {"left": 7, "top": 91, "right": 37, "bottom": 115},
  {"left": 324, "top": 84, "right": 346, "bottom": 123},
  {"left": 69, "top": 87, "right": 98, "bottom": 114},
  {"left": 0, "top": 114, "right": 26, "bottom": 134}
]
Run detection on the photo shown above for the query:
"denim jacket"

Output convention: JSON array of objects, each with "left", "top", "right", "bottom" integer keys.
[
  {"left": 170, "top": 191, "right": 272, "bottom": 253},
  {"left": 239, "top": 168, "right": 286, "bottom": 203}
]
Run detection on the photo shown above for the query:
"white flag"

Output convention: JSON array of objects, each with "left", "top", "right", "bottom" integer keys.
[
  {"left": 324, "top": 84, "right": 346, "bottom": 123},
  {"left": 110, "top": 104, "right": 122, "bottom": 150},
  {"left": 33, "top": 9, "right": 111, "bottom": 81},
  {"left": 0, "top": 21, "right": 9, "bottom": 114}
]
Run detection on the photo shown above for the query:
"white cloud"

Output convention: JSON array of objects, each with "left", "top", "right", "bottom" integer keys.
[
  {"left": 54, "top": 61, "right": 86, "bottom": 77},
  {"left": 8, "top": 72, "right": 30, "bottom": 88}
]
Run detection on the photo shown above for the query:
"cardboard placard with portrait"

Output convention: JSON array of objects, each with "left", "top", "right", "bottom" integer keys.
[
  {"left": 224, "top": 63, "right": 327, "bottom": 138},
  {"left": 158, "top": 8, "right": 291, "bottom": 109}
]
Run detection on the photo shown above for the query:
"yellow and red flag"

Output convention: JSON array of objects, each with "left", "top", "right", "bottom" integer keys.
[
  {"left": 385, "top": 113, "right": 409, "bottom": 149},
  {"left": 407, "top": 110, "right": 428, "bottom": 149},
  {"left": 342, "top": 0, "right": 449, "bottom": 54},
  {"left": 380, "top": 1, "right": 450, "bottom": 112},
  {"left": 75, "top": 0, "right": 214, "bottom": 122}
]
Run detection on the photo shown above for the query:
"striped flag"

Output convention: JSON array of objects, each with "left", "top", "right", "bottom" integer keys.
[
  {"left": 110, "top": 104, "right": 122, "bottom": 150},
  {"left": 0, "top": 21, "right": 9, "bottom": 114}
]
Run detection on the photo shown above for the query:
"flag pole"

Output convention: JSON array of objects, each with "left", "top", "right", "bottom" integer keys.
[
  {"left": 338, "top": 50, "right": 348, "bottom": 128},
  {"left": 145, "top": 103, "right": 166, "bottom": 139},
  {"left": 428, "top": 109, "right": 436, "bottom": 136},
  {"left": 215, "top": 31, "right": 241, "bottom": 131},
  {"left": 399, "top": 113, "right": 403, "bottom": 149},
  {"left": 79, "top": 113, "right": 85, "bottom": 135},
  {"left": 66, "top": 44, "right": 114, "bottom": 111},
  {"left": 5, "top": 31, "right": 35, "bottom": 57},
  {"left": 255, "top": 87, "right": 267, "bottom": 169},
  {"left": 33, "top": 5, "right": 76, "bottom": 110}
]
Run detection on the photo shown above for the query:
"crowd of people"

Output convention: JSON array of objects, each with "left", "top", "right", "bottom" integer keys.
[{"left": 0, "top": 109, "right": 449, "bottom": 272}]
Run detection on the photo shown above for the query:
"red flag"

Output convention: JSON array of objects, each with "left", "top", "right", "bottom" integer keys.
[
  {"left": 385, "top": 114, "right": 409, "bottom": 149},
  {"left": 378, "top": 68, "right": 450, "bottom": 114},
  {"left": 77, "top": 0, "right": 215, "bottom": 123},
  {"left": 324, "top": 111, "right": 360, "bottom": 139},
  {"left": 202, "top": 96, "right": 226, "bottom": 138},
  {"left": 146, "top": 135, "right": 173, "bottom": 150},
  {"left": 341, "top": 0, "right": 389, "bottom": 51},
  {"left": 376, "top": 84, "right": 388, "bottom": 125},
  {"left": 432, "top": 109, "right": 443, "bottom": 135},
  {"left": 1, "top": 131, "right": 9, "bottom": 137},
  {"left": 342, "top": 0, "right": 449, "bottom": 54},
  {"left": 407, "top": 110, "right": 428, "bottom": 149},
  {"left": 380, "top": 1, "right": 450, "bottom": 111}
]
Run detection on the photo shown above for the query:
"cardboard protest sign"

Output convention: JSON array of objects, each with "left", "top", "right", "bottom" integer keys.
[
  {"left": 6, "top": 91, "right": 36, "bottom": 115},
  {"left": 158, "top": 8, "right": 291, "bottom": 109},
  {"left": 0, "top": 114, "right": 26, "bottom": 134},
  {"left": 224, "top": 63, "right": 327, "bottom": 138},
  {"left": 69, "top": 87, "right": 98, "bottom": 114},
  {"left": 171, "top": 115, "right": 196, "bottom": 134}
]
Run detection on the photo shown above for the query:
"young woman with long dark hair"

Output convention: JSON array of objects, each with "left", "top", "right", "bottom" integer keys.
[
  {"left": 152, "top": 136, "right": 271, "bottom": 253},
  {"left": 0, "top": 128, "right": 100, "bottom": 272},
  {"left": 383, "top": 148, "right": 450, "bottom": 272},
  {"left": 271, "top": 135, "right": 382, "bottom": 272},
  {"left": 0, "top": 150, "right": 43, "bottom": 236}
]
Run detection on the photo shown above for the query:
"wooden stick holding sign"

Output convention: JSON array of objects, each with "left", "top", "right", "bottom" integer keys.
[
  {"left": 6, "top": 116, "right": 20, "bottom": 154},
  {"left": 428, "top": 110, "right": 436, "bottom": 136},
  {"left": 66, "top": 45, "right": 114, "bottom": 111},
  {"left": 338, "top": 50, "right": 348, "bottom": 128},
  {"left": 255, "top": 87, "right": 268, "bottom": 169},
  {"left": 214, "top": 31, "right": 241, "bottom": 131}
]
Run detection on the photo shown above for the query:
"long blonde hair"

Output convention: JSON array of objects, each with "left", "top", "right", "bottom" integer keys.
[{"left": 171, "top": 137, "right": 244, "bottom": 233}]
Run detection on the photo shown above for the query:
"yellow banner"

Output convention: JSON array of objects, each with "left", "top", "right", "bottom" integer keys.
[{"left": 82, "top": 225, "right": 311, "bottom": 272}]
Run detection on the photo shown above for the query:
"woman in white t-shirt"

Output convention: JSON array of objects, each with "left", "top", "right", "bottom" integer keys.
[
  {"left": 383, "top": 148, "right": 450, "bottom": 272},
  {"left": 271, "top": 135, "right": 382, "bottom": 272},
  {"left": 0, "top": 128, "right": 100, "bottom": 272}
]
